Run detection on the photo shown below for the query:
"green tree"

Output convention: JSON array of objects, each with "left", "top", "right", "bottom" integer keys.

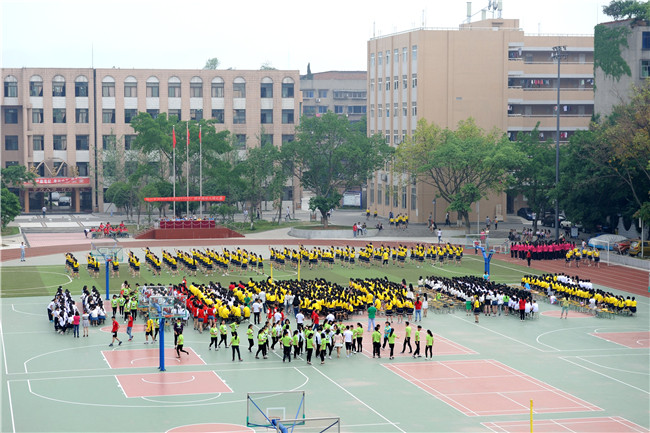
[
  {"left": 203, "top": 57, "right": 220, "bottom": 70},
  {"left": 105, "top": 181, "right": 136, "bottom": 219},
  {"left": 260, "top": 62, "right": 277, "bottom": 70},
  {"left": 395, "top": 118, "right": 520, "bottom": 231},
  {"left": 285, "top": 113, "right": 392, "bottom": 227},
  {"left": 1, "top": 165, "right": 36, "bottom": 228},
  {"left": 602, "top": 0, "right": 650, "bottom": 21},
  {"left": 1, "top": 187, "right": 21, "bottom": 229}
]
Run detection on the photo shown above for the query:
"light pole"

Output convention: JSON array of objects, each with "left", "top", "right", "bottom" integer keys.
[{"left": 551, "top": 45, "right": 567, "bottom": 240}]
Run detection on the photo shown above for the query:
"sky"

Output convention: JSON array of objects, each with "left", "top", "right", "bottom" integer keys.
[{"left": 2, "top": 0, "right": 609, "bottom": 74}]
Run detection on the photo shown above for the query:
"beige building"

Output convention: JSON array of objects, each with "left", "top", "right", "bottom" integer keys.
[
  {"left": 367, "top": 18, "right": 594, "bottom": 225},
  {"left": 300, "top": 71, "right": 367, "bottom": 122},
  {"left": 1, "top": 68, "right": 300, "bottom": 213}
]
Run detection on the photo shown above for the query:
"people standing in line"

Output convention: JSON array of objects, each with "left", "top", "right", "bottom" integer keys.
[
  {"left": 109, "top": 316, "right": 122, "bottom": 347},
  {"left": 176, "top": 331, "right": 189, "bottom": 358},
  {"left": 20, "top": 242, "right": 26, "bottom": 262}
]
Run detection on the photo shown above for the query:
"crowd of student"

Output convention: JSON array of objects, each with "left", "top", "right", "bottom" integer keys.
[
  {"left": 47, "top": 286, "right": 109, "bottom": 337},
  {"left": 522, "top": 273, "right": 637, "bottom": 315},
  {"left": 84, "top": 222, "right": 129, "bottom": 239}
]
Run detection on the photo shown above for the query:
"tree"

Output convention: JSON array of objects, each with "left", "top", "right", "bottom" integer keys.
[
  {"left": 306, "top": 63, "right": 313, "bottom": 79},
  {"left": 602, "top": 0, "right": 650, "bottom": 21},
  {"left": 395, "top": 118, "right": 521, "bottom": 231},
  {"left": 511, "top": 126, "right": 557, "bottom": 228},
  {"left": 1, "top": 165, "right": 36, "bottom": 228},
  {"left": 260, "top": 61, "right": 277, "bottom": 70},
  {"left": 285, "top": 113, "right": 392, "bottom": 227},
  {"left": 240, "top": 142, "right": 281, "bottom": 228},
  {"left": 1, "top": 187, "right": 21, "bottom": 229},
  {"left": 203, "top": 57, "right": 220, "bottom": 70},
  {"left": 105, "top": 181, "right": 136, "bottom": 219}
]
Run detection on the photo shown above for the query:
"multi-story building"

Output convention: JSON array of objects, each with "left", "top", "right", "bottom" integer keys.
[
  {"left": 300, "top": 71, "right": 367, "bottom": 122},
  {"left": 594, "top": 19, "right": 650, "bottom": 116},
  {"left": 1, "top": 68, "right": 300, "bottom": 213},
  {"left": 367, "top": 18, "right": 594, "bottom": 224}
]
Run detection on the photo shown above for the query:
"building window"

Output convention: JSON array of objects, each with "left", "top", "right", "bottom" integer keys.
[
  {"left": 394, "top": 132, "right": 399, "bottom": 144},
  {"left": 402, "top": 130, "right": 406, "bottom": 143},
  {"left": 642, "top": 60, "right": 650, "bottom": 78},
  {"left": 282, "top": 109, "right": 294, "bottom": 124},
  {"left": 261, "top": 83, "right": 273, "bottom": 98},
  {"left": 402, "top": 186, "right": 407, "bottom": 209},
  {"left": 146, "top": 109, "right": 159, "bottom": 119},
  {"left": 103, "top": 135, "right": 116, "bottom": 150},
  {"left": 5, "top": 161, "right": 19, "bottom": 169},
  {"left": 53, "top": 80, "right": 66, "bottom": 97},
  {"left": 233, "top": 82, "right": 246, "bottom": 98},
  {"left": 33, "top": 135, "right": 44, "bottom": 151},
  {"left": 168, "top": 82, "right": 181, "bottom": 98},
  {"left": 75, "top": 81, "right": 88, "bottom": 97},
  {"left": 4, "top": 79, "right": 17, "bottom": 97},
  {"left": 370, "top": 53, "right": 375, "bottom": 67},
  {"left": 303, "top": 106, "right": 316, "bottom": 116},
  {"left": 394, "top": 49, "right": 399, "bottom": 64},
  {"left": 168, "top": 109, "right": 181, "bottom": 120},
  {"left": 53, "top": 135, "right": 67, "bottom": 150},
  {"left": 124, "top": 135, "right": 135, "bottom": 150},
  {"left": 5, "top": 108, "right": 18, "bottom": 124},
  {"left": 190, "top": 109, "right": 203, "bottom": 121},
  {"left": 411, "top": 185, "right": 416, "bottom": 210},
  {"left": 386, "top": 50, "right": 390, "bottom": 64},
  {"left": 412, "top": 45, "right": 417, "bottom": 61},
  {"left": 334, "top": 105, "right": 344, "bottom": 114},
  {"left": 412, "top": 102, "right": 417, "bottom": 116},
  {"left": 318, "top": 89, "right": 328, "bottom": 98},
  {"left": 124, "top": 82, "right": 137, "bottom": 97},
  {"left": 385, "top": 80, "right": 390, "bottom": 91},
  {"left": 370, "top": 104, "right": 375, "bottom": 117},
  {"left": 378, "top": 52, "right": 383, "bottom": 66},
  {"left": 76, "top": 162, "right": 89, "bottom": 177},
  {"left": 377, "top": 184, "right": 382, "bottom": 205},
  {"left": 402, "top": 47, "right": 408, "bottom": 62},
  {"left": 370, "top": 79, "right": 374, "bottom": 91},
  {"left": 211, "top": 81, "right": 224, "bottom": 97},
  {"left": 385, "top": 131, "right": 390, "bottom": 144},
  {"left": 643, "top": 32, "right": 650, "bottom": 50},
  {"left": 76, "top": 108, "right": 89, "bottom": 123},
  {"left": 233, "top": 109, "right": 246, "bottom": 124},
  {"left": 190, "top": 82, "right": 203, "bottom": 97},
  {"left": 212, "top": 109, "right": 224, "bottom": 123},
  {"left": 282, "top": 82, "right": 294, "bottom": 98},
  {"left": 102, "top": 82, "right": 115, "bottom": 97},
  {"left": 378, "top": 104, "right": 383, "bottom": 117},
  {"left": 53, "top": 108, "right": 66, "bottom": 123},
  {"left": 386, "top": 106, "right": 390, "bottom": 117},
  {"left": 261, "top": 109, "right": 273, "bottom": 124},
  {"left": 76, "top": 135, "right": 89, "bottom": 150},
  {"left": 318, "top": 106, "right": 328, "bottom": 114},
  {"left": 124, "top": 109, "right": 137, "bottom": 123},
  {"left": 302, "top": 90, "right": 314, "bottom": 99},
  {"left": 394, "top": 76, "right": 399, "bottom": 89},
  {"left": 402, "top": 102, "right": 407, "bottom": 116},
  {"left": 146, "top": 82, "right": 159, "bottom": 97},
  {"left": 377, "top": 78, "right": 382, "bottom": 91},
  {"left": 412, "top": 73, "right": 417, "bottom": 88},
  {"left": 53, "top": 161, "right": 67, "bottom": 177},
  {"left": 394, "top": 188, "right": 399, "bottom": 207},
  {"left": 282, "top": 134, "right": 294, "bottom": 143},
  {"left": 260, "top": 134, "right": 273, "bottom": 148},
  {"left": 102, "top": 109, "right": 115, "bottom": 123},
  {"left": 385, "top": 186, "right": 390, "bottom": 206},
  {"left": 5, "top": 136, "right": 18, "bottom": 150},
  {"left": 30, "top": 80, "right": 43, "bottom": 97},
  {"left": 235, "top": 134, "right": 247, "bottom": 149},
  {"left": 369, "top": 183, "right": 374, "bottom": 205}
]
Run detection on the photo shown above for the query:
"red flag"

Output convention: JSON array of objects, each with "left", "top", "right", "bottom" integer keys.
[{"left": 172, "top": 126, "right": 176, "bottom": 149}]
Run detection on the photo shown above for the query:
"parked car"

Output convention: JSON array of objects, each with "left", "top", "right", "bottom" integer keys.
[
  {"left": 587, "top": 234, "right": 627, "bottom": 250},
  {"left": 613, "top": 239, "right": 632, "bottom": 255},
  {"left": 542, "top": 214, "right": 565, "bottom": 227},
  {"left": 58, "top": 196, "right": 71, "bottom": 207},
  {"left": 517, "top": 207, "right": 535, "bottom": 221},
  {"left": 628, "top": 240, "right": 650, "bottom": 257}
]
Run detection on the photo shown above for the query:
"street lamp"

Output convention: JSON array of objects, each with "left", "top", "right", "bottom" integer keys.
[{"left": 551, "top": 45, "right": 567, "bottom": 240}]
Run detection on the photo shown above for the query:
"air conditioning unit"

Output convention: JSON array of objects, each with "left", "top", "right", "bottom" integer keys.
[
  {"left": 381, "top": 174, "right": 388, "bottom": 182},
  {"left": 316, "top": 98, "right": 321, "bottom": 103}
]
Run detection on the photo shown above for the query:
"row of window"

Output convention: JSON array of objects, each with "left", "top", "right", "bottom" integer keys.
[
  {"left": 370, "top": 102, "right": 417, "bottom": 118},
  {"left": 370, "top": 46, "right": 418, "bottom": 67},
  {"left": 368, "top": 183, "right": 417, "bottom": 210},
  {"left": 4, "top": 76, "right": 295, "bottom": 99},
  {"left": 369, "top": 129, "right": 409, "bottom": 145},
  {"left": 302, "top": 106, "right": 367, "bottom": 115},
  {"left": 370, "top": 74, "right": 417, "bottom": 92},
  {"left": 300, "top": 90, "right": 368, "bottom": 99},
  {"left": 8, "top": 161, "right": 90, "bottom": 177}
]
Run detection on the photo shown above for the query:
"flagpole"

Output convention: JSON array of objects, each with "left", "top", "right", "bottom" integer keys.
[
  {"left": 172, "top": 126, "right": 176, "bottom": 218},
  {"left": 199, "top": 125, "right": 203, "bottom": 219},
  {"left": 186, "top": 121, "right": 189, "bottom": 217}
]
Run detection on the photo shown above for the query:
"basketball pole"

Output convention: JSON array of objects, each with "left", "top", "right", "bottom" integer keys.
[
  {"left": 105, "top": 258, "right": 110, "bottom": 300},
  {"left": 530, "top": 399, "right": 533, "bottom": 433}
]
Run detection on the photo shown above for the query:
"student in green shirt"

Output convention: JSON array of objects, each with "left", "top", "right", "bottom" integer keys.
[
  {"left": 255, "top": 327, "right": 268, "bottom": 359},
  {"left": 176, "top": 332, "right": 189, "bottom": 358},
  {"left": 425, "top": 329, "right": 434, "bottom": 360},
  {"left": 319, "top": 332, "right": 327, "bottom": 364},
  {"left": 372, "top": 325, "right": 382, "bottom": 358},
  {"left": 412, "top": 325, "right": 422, "bottom": 358},
  {"left": 401, "top": 321, "right": 412, "bottom": 354},
  {"left": 387, "top": 328, "right": 398, "bottom": 359},
  {"left": 292, "top": 330, "right": 300, "bottom": 359},
  {"left": 219, "top": 321, "right": 228, "bottom": 348},
  {"left": 305, "top": 330, "right": 314, "bottom": 365},
  {"left": 231, "top": 331, "right": 242, "bottom": 362},
  {"left": 209, "top": 324, "right": 219, "bottom": 351},
  {"left": 247, "top": 324, "right": 254, "bottom": 352},
  {"left": 355, "top": 323, "right": 364, "bottom": 353},
  {"left": 282, "top": 331, "right": 293, "bottom": 363}
]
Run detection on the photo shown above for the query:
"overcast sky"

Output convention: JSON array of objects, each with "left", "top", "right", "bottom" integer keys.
[{"left": 2, "top": 0, "right": 608, "bottom": 74}]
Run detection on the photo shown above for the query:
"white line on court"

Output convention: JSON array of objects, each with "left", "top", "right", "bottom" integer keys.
[
  {"left": 141, "top": 394, "right": 222, "bottom": 404},
  {"left": 575, "top": 356, "right": 650, "bottom": 376},
  {"left": 7, "top": 380, "right": 16, "bottom": 433},
  {"left": 11, "top": 304, "right": 42, "bottom": 317},
  {"left": 450, "top": 314, "right": 552, "bottom": 352},
  {"left": 310, "top": 366, "right": 406, "bottom": 433},
  {"left": 560, "top": 356, "right": 650, "bottom": 394},
  {"left": 0, "top": 319, "right": 9, "bottom": 375}
]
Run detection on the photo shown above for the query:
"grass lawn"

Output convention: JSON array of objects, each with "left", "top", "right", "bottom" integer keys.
[
  {"left": 0, "top": 252, "right": 532, "bottom": 299},
  {"left": 1, "top": 226, "right": 19, "bottom": 236}
]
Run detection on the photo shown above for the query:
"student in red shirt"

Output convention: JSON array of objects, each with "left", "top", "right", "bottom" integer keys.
[{"left": 109, "top": 316, "right": 122, "bottom": 347}]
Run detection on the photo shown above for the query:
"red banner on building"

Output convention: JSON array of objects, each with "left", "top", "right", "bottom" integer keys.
[
  {"left": 144, "top": 196, "right": 226, "bottom": 202},
  {"left": 25, "top": 177, "right": 90, "bottom": 186}
]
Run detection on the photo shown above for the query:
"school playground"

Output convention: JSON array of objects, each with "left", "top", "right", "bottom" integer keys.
[{"left": 0, "top": 234, "right": 648, "bottom": 433}]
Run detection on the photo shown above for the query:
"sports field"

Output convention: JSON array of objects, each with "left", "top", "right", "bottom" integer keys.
[{"left": 1, "top": 238, "right": 649, "bottom": 433}]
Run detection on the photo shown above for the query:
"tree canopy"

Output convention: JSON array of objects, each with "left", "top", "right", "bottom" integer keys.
[
  {"left": 602, "top": 0, "right": 650, "bottom": 21},
  {"left": 203, "top": 57, "right": 220, "bottom": 70},
  {"left": 395, "top": 118, "right": 521, "bottom": 231}
]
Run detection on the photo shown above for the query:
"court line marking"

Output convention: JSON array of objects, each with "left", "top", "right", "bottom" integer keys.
[
  {"left": 7, "top": 380, "right": 16, "bottom": 433},
  {"left": 141, "top": 375, "right": 196, "bottom": 385},
  {"left": 11, "top": 305, "right": 42, "bottom": 317},
  {"left": 535, "top": 326, "right": 650, "bottom": 352},
  {"left": 310, "top": 365, "right": 406, "bottom": 432},
  {"left": 142, "top": 394, "right": 222, "bottom": 404},
  {"left": 574, "top": 355, "right": 650, "bottom": 376},
  {"left": 0, "top": 319, "right": 9, "bottom": 375},
  {"left": 560, "top": 356, "right": 650, "bottom": 395},
  {"left": 0, "top": 269, "right": 73, "bottom": 292}
]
